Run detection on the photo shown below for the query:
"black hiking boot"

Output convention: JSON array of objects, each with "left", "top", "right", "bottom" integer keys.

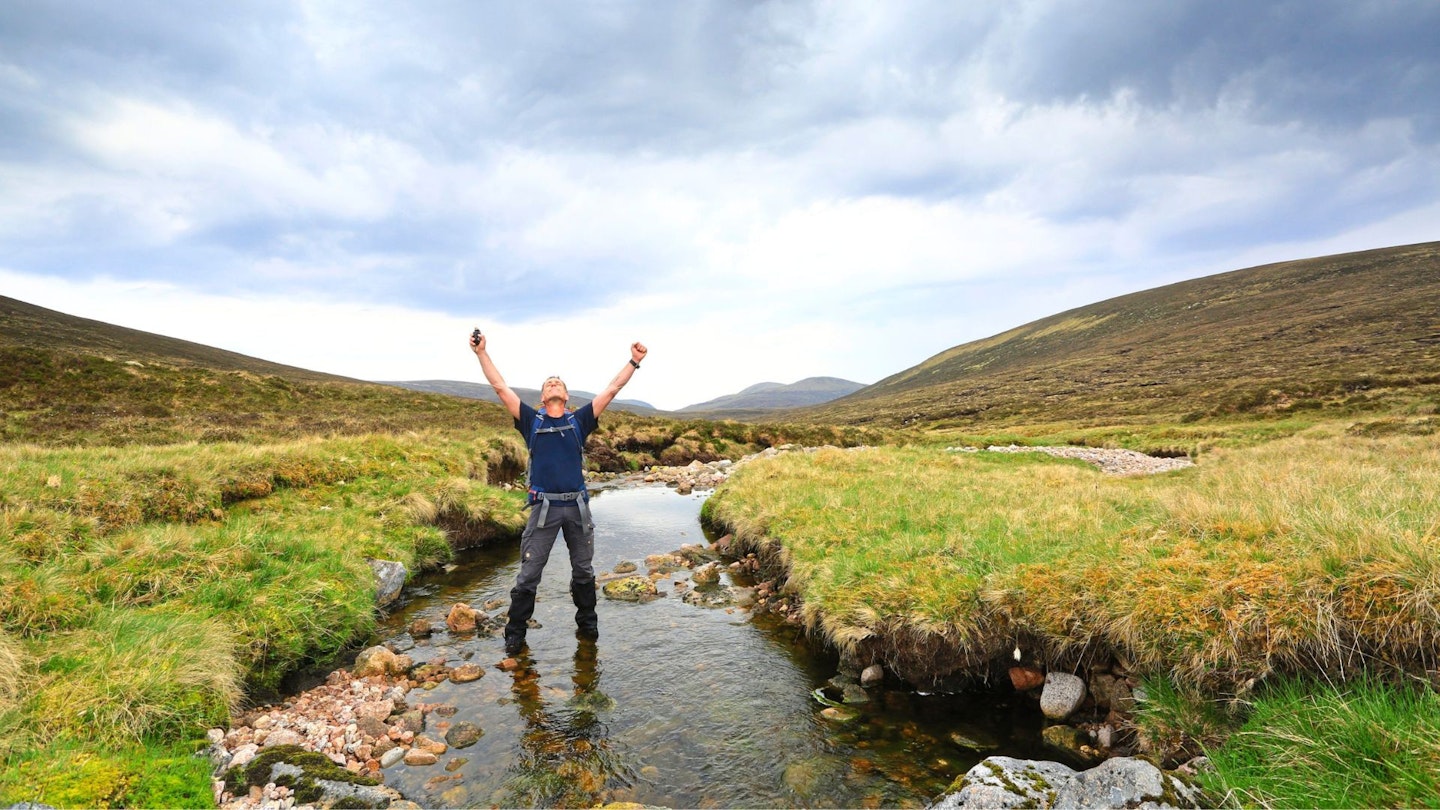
[
  {"left": 504, "top": 632, "right": 525, "bottom": 656},
  {"left": 572, "top": 579, "right": 599, "bottom": 640},
  {"left": 504, "top": 587, "right": 536, "bottom": 655}
]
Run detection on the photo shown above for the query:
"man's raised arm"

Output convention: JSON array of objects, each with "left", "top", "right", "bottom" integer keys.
[
  {"left": 590, "top": 342, "right": 648, "bottom": 417},
  {"left": 469, "top": 331, "right": 522, "bottom": 420}
]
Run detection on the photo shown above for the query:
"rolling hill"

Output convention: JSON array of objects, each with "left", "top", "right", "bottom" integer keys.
[
  {"left": 809, "top": 241, "right": 1440, "bottom": 428},
  {"left": 0, "top": 295, "right": 355, "bottom": 383},
  {"left": 0, "top": 295, "right": 512, "bottom": 445},
  {"left": 677, "top": 377, "right": 866, "bottom": 416}
]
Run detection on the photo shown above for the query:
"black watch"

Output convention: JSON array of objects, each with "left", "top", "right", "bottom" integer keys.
[{"left": 629, "top": 359, "right": 641, "bottom": 369}]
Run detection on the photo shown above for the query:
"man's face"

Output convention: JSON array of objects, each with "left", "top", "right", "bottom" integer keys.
[{"left": 542, "top": 377, "right": 568, "bottom": 404}]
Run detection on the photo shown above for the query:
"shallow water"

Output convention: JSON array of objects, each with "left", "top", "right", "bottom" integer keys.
[{"left": 372, "top": 485, "right": 1058, "bottom": 808}]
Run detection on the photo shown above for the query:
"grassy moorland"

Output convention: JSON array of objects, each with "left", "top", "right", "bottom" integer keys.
[
  {"left": 4, "top": 242, "right": 1439, "bottom": 807},
  {"left": 704, "top": 420, "right": 1440, "bottom": 807},
  {"left": 0, "top": 308, "right": 889, "bottom": 806},
  {"left": 698, "top": 244, "right": 1440, "bottom": 808}
]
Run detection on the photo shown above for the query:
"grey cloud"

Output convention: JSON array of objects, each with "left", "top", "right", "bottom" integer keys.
[{"left": 989, "top": 0, "right": 1440, "bottom": 137}]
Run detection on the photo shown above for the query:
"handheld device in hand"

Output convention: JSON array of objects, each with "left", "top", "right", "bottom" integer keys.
[{"left": 470, "top": 328, "right": 483, "bottom": 347}]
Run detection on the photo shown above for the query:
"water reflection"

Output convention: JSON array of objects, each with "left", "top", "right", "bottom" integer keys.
[{"left": 499, "top": 639, "right": 623, "bottom": 807}]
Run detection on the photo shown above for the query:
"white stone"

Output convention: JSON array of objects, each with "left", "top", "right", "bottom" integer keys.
[
  {"left": 380, "top": 746, "right": 406, "bottom": 768},
  {"left": 1040, "top": 672, "right": 1087, "bottom": 720}
]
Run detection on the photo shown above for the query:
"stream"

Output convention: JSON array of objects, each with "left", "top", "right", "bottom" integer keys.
[{"left": 370, "top": 485, "right": 1060, "bottom": 808}]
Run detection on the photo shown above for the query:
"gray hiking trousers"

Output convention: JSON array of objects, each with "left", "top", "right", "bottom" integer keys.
[{"left": 512, "top": 502, "right": 595, "bottom": 595}]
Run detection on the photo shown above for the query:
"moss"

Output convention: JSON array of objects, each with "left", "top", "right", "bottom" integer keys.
[{"left": 223, "top": 744, "right": 378, "bottom": 803}]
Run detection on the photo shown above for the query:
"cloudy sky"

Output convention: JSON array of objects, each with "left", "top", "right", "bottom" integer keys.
[{"left": 2, "top": 1, "right": 1437, "bottom": 410}]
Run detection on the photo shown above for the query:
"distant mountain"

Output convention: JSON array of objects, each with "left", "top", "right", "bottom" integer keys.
[
  {"left": 679, "top": 377, "right": 866, "bottom": 414},
  {"left": 382, "top": 379, "right": 659, "bottom": 416},
  {"left": 809, "top": 241, "right": 1440, "bottom": 428}
]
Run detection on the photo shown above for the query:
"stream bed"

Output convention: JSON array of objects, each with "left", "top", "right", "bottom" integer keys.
[{"left": 370, "top": 485, "right": 1060, "bottom": 808}]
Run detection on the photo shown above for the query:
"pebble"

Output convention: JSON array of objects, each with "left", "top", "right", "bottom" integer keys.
[
  {"left": 948, "top": 444, "right": 1194, "bottom": 475},
  {"left": 212, "top": 668, "right": 419, "bottom": 809}
]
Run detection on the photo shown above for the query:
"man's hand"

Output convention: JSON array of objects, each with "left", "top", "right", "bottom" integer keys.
[
  {"left": 470, "top": 329, "right": 487, "bottom": 355},
  {"left": 631, "top": 341, "right": 648, "bottom": 365}
]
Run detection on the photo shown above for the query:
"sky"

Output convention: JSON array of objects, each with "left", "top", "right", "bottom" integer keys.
[{"left": 1, "top": 1, "right": 1437, "bottom": 411}]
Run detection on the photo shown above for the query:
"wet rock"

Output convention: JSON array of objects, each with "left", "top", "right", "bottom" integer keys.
[
  {"left": 819, "top": 706, "right": 860, "bottom": 724},
  {"left": 602, "top": 576, "right": 659, "bottom": 601},
  {"left": 783, "top": 757, "right": 845, "bottom": 799},
  {"left": 407, "top": 618, "right": 435, "bottom": 638},
  {"left": 1040, "top": 672, "right": 1087, "bottom": 720},
  {"left": 1009, "top": 666, "right": 1045, "bottom": 692},
  {"left": 682, "top": 587, "right": 734, "bottom": 608},
  {"left": 449, "top": 663, "right": 484, "bottom": 683},
  {"left": 1042, "top": 724, "right": 1104, "bottom": 765},
  {"left": 860, "top": 664, "right": 885, "bottom": 687},
  {"left": 403, "top": 749, "right": 438, "bottom": 766},
  {"left": 691, "top": 561, "right": 721, "bottom": 587},
  {"left": 445, "top": 721, "right": 484, "bottom": 749},
  {"left": 613, "top": 560, "right": 638, "bottom": 574},
  {"left": 414, "top": 735, "right": 448, "bottom": 755},
  {"left": 353, "top": 646, "right": 407, "bottom": 678},
  {"left": 446, "top": 603, "right": 481, "bottom": 634},
  {"left": 371, "top": 559, "right": 408, "bottom": 608},
  {"left": 841, "top": 683, "right": 870, "bottom": 705},
  {"left": 948, "top": 727, "right": 1001, "bottom": 753},
  {"left": 394, "top": 709, "right": 426, "bottom": 735}
]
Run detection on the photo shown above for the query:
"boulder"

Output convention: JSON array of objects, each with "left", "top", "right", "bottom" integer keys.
[
  {"left": 1040, "top": 672, "right": 1086, "bottom": 720},
  {"left": 370, "top": 559, "right": 408, "bottom": 608},
  {"left": 407, "top": 618, "right": 435, "bottom": 638},
  {"left": 931, "top": 756, "right": 1077, "bottom": 809},
  {"left": 1053, "top": 757, "right": 1205, "bottom": 808},
  {"left": 931, "top": 755, "right": 1206, "bottom": 809},
  {"left": 860, "top": 664, "right": 885, "bottom": 687}
]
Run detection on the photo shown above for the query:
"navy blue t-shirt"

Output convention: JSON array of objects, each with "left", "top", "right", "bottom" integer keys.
[{"left": 515, "top": 402, "right": 599, "bottom": 502}]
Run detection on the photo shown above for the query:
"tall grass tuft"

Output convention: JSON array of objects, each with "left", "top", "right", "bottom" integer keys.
[
  {"left": 1201, "top": 676, "right": 1440, "bottom": 809},
  {"left": 29, "top": 609, "right": 240, "bottom": 745},
  {"left": 0, "top": 630, "right": 25, "bottom": 716}
]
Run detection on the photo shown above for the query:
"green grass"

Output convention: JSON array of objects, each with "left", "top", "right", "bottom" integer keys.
[
  {"left": 704, "top": 425, "right": 1440, "bottom": 687},
  {"left": 0, "top": 430, "right": 532, "bottom": 804},
  {"left": 1199, "top": 676, "right": 1440, "bottom": 809},
  {"left": 705, "top": 419, "right": 1440, "bottom": 800}
]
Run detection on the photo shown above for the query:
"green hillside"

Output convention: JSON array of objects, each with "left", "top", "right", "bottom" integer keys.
[{"left": 812, "top": 241, "right": 1440, "bottom": 428}]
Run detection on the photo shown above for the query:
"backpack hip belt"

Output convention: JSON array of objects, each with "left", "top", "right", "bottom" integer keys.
[{"left": 530, "top": 490, "right": 593, "bottom": 532}]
